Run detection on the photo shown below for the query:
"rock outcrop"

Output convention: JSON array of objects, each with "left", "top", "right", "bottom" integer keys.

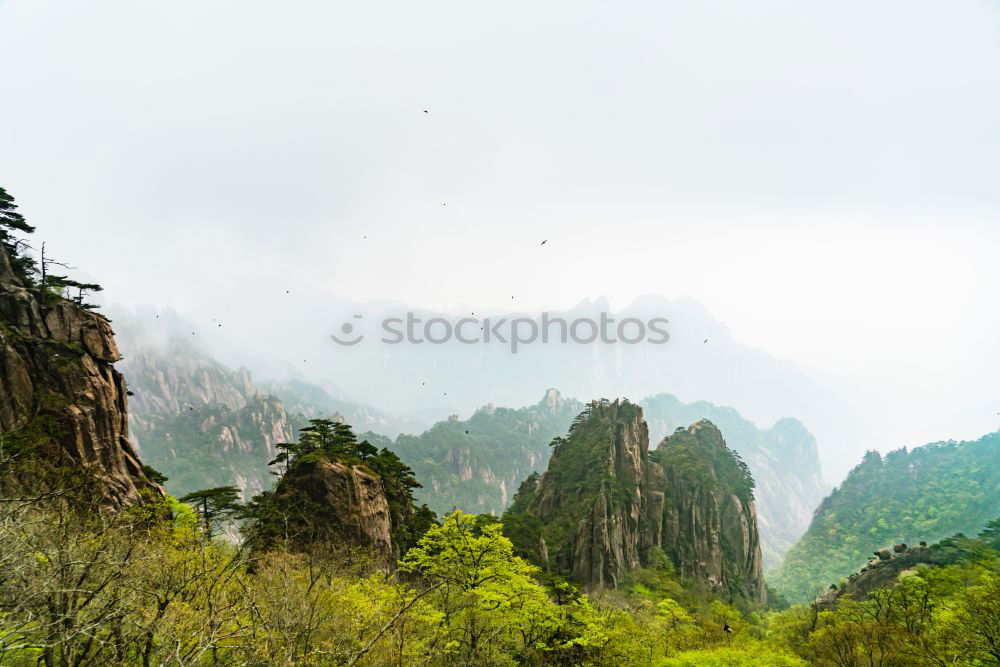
[
  {"left": 653, "top": 420, "right": 766, "bottom": 602},
  {"left": 642, "top": 393, "right": 826, "bottom": 568},
  {"left": 816, "top": 542, "right": 935, "bottom": 608},
  {"left": 0, "top": 245, "right": 158, "bottom": 505},
  {"left": 267, "top": 458, "right": 396, "bottom": 568},
  {"left": 516, "top": 398, "right": 660, "bottom": 588},
  {"left": 506, "top": 399, "right": 766, "bottom": 603}
]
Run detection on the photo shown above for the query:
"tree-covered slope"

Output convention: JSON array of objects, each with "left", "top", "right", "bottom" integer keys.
[
  {"left": 771, "top": 431, "right": 1000, "bottom": 602},
  {"left": 366, "top": 389, "right": 583, "bottom": 516}
]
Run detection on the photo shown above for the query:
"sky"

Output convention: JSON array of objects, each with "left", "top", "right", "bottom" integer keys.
[{"left": 2, "top": 0, "right": 999, "bottom": 478}]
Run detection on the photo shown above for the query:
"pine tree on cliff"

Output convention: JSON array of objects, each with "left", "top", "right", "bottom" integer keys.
[
  {"left": 0, "top": 186, "right": 38, "bottom": 282},
  {"left": 247, "top": 418, "right": 435, "bottom": 558}
]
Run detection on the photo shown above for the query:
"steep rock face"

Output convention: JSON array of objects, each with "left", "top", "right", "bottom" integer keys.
[
  {"left": 653, "top": 421, "right": 765, "bottom": 602},
  {"left": 0, "top": 247, "right": 157, "bottom": 504},
  {"left": 522, "top": 399, "right": 661, "bottom": 588},
  {"left": 272, "top": 458, "right": 395, "bottom": 568},
  {"left": 112, "top": 310, "right": 296, "bottom": 499},
  {"left": 507, "top": 399, "right": 766, "bottom": 602},
  {"left": 642, "top": 393, "right": 826, "bottom": 568}
]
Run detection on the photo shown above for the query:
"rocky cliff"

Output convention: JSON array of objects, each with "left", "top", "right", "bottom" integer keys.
[
  {"left": 262, "top": 458, "right": 397, "bottom": 568},
  {"left": 815, "top": 542, "right": 935, "bottom": 608},
  {"left": 505, "top": 399, "right": 766, "bottom": 603},
  {"left": 242, "top": 419, "right": 435, "bottom": 569},
  {"left": 642, "top": 393, "right": 826, "bottom": 568},
  {"left": 0, "top": 245, "right": 157, "bottom": 505},
  {"left": 653, "top": 420, "right": 766, "bottom": 602},
  {"left": 111, "top": 309, "right": 297, "bottom": 499}
]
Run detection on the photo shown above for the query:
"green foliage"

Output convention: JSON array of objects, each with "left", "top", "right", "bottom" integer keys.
[
  {"left": 141, "top": 464, "right": 168, "bottom": 485},
  {"left": 2, "top": 496, "right": 995, "bottom": 665},
  {"left": 772, "top": 432, "right": 1000, "bottom": 603},
  {"left": 243, "top": 418, "right": 435, "bottom": 555},
  {"left": 651, "top": 421, "right": 756, "bottom": 505},
  {"left": 399, "top": 510, "right": 639, "bottom": 665},
  {"left": 178, "top": 485, "right": 242, "bottom": 537},
  {"left": 657, "top": 646, "right": 807, "bottom": 666},
  {"left": 0, "top": 186, "right": 38, "bottom": 282},
  {"left": 383, "top": 391, "right": 583, "bottom": 516}
]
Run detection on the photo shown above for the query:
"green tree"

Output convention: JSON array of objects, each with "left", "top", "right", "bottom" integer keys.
[
  {"left": 179, "top": 485, "right": 241, "bottom": 538},
  {"left": 0, "top": 186, "right": 37, "bottom": 281}
]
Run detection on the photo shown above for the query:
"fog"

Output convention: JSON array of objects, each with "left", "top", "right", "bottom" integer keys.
[{"left": 2, "top": 0, "right": 999, "bottom": 479}]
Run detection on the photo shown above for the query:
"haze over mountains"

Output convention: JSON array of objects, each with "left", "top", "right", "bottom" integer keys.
[
  {"left": 111, "top": 294, "right": 872, "bottom": 477},
  {"left": 109, "top": 305, "right": 827, "bottom": 568}
]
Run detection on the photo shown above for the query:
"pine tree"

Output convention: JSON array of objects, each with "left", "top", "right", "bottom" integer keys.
[
  {"left": 0, "top": 186, "right": 38, "bottom": 281},
  {"left": 179, "top": 485, "right": 242, "bottom": 538}
]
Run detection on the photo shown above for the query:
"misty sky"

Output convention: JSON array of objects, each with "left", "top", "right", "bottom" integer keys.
[{"left": 2, "top": 1, "right": 999, "bottom": 476}]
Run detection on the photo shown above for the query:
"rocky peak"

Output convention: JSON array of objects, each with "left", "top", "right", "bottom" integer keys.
[
  {"left": 506, "top": 399, "right": 766, "bottom": 603},
  {"left": 542, "top": 387, "right": 565, "bottom": 412},
  {"left": 0, "top": 245, "right": 159, "bottom": 505},
  {"left": 652, "top": 421, "right": 765, "bottom": 602},
  {"left": 266, "top": 458, "right": 396, "bottom": 568}
]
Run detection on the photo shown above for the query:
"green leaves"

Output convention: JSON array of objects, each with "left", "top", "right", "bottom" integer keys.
[{"left": 178, "top": 484, "right": 241, "bottom": 537}]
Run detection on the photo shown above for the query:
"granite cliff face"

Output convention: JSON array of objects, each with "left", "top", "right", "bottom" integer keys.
[
  {"left": 266, "top": 458, "right": 396, "bottom": 568},
  {"left": 0, "top": 245, "right": 157, "bottom": 505},
  {"left": 514, "top": 399, "right": 660, "bottom": 588},
  {"left": 112, "top": 310, "right": 297, "bottom": 499},
  {"left": 505, "top": 399, "right": 766, "bottom": 603},
  {"left": 653, "top": 420, "right": 766, "bottom": 602},
  {"left": 642, "top": 393, "right": 826, "bottom": 568}
]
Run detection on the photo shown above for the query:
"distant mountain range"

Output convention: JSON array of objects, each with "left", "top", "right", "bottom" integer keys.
[
  {"left": 112, "top": 307, "right": 419, "bottom": 499},
  {"left": 188, "top": 294, "right": 859, "bottom": 478},
  {"left": 111, "top": 307, "right": 825, "bottom": 565}
]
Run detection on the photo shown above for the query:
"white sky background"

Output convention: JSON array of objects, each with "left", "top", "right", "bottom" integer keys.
[{"left": 2, "top": 0, "right": 999, "bottom": 477}]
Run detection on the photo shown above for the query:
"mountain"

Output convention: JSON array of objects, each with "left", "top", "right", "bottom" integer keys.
[
  {"left": 241, "top": 418, "right": 435, "bottom": 569},
  {"left": 0, "top": 201, "right": 158, "bottom": 505},
  {"left": 112, "top": 308, "right": 422, "bottom": 500},
  {"left": 257, "top": 377, "right": 425, "bottom": 437},
  {"left": 364, "top": 388, "right": 583, "bottom": 516},
  {"left": 641, "top": 393, "right": 826, "bottom": 568},
  {"left": 771, "top": 431, "right": 1000, "bottom": 602},
  {"left": 503, "top": 399, "right": 767, "bottom": 602},
  {"left": 202, "top": 293, "right": 858, "bottom": 478},
  {"left": 112, "top": 308, "right": 297, "bottom": 500},
  {"left": 816, "top": 519, "right": 1000, "bottom": 607}
]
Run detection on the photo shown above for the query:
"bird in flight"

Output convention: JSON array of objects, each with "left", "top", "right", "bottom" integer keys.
[{"left": 541, "top": 240, "right": 547, "bottom": 245}]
